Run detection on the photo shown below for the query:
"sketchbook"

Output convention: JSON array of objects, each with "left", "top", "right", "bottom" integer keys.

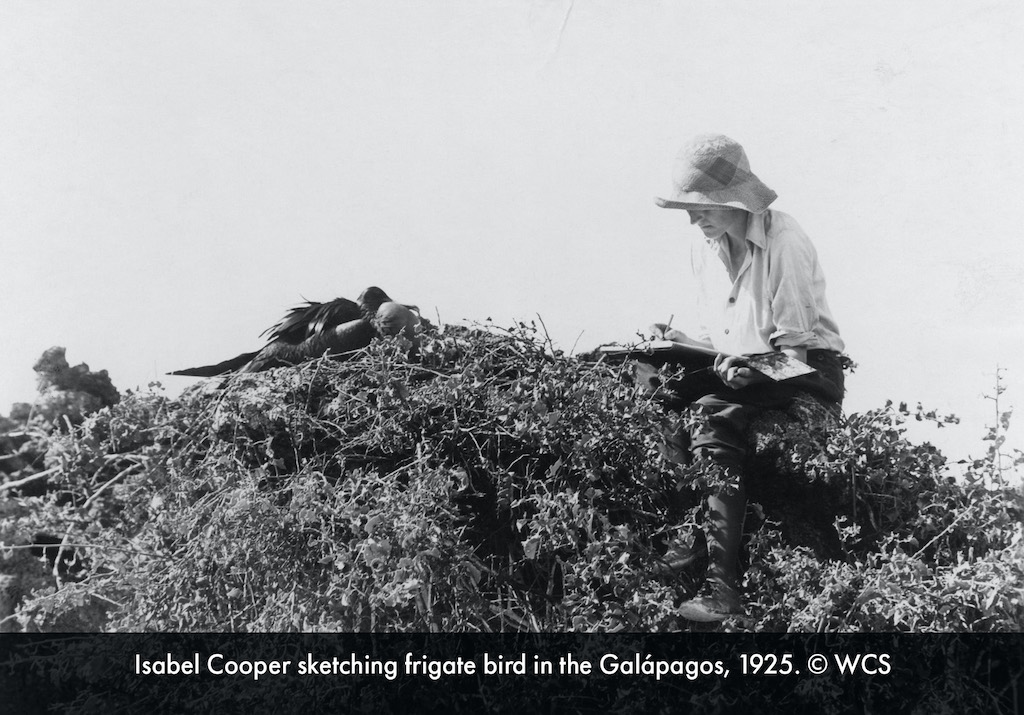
[{"left": 597, "top": 341, "right": 816, "bottom": 381}]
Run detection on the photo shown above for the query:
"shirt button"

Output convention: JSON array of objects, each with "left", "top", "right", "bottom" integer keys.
[
  {"left": 728, "top": 297, "right": 736, "bottom": 303},
  {"left": 724, "top": 329, "right": 730, "bottom": 335}
]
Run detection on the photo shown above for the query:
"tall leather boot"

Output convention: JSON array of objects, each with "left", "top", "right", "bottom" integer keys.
[{"left": 677, "top": 484, "right": 746, "bottom": 622}]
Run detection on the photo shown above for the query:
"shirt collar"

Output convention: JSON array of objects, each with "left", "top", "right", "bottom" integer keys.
[{"left": 743, "top": 211, "right": 768, "bottom": 250}]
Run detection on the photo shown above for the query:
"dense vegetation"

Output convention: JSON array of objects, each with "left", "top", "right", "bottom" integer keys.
[{"left": 2, "top": 324, "right": 1022, "bottom": 634}]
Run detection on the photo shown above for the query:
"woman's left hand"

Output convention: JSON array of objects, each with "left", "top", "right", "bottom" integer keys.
[{"left": 714, "top": 354, "right": 762, "bottom": 389}]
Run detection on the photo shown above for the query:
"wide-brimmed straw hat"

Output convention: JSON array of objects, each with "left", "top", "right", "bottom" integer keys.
[{"left": 655, "top": 134, "right": 777, "bottom": 213}]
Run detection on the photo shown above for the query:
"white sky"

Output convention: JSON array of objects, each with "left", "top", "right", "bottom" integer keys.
[{"left": 2, "top": 1, "right": 1023, "bottom": 465}]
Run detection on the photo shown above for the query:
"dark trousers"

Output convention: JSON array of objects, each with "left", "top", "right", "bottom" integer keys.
[
  {"left": 669, "top": 350, "right": 847, "bottom": 594},
  {"left": 689, "top": 350, "right": 846, "bottom": 471}
]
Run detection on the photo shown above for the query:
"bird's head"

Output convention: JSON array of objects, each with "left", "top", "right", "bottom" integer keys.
[{"left": 358, "top": 286, "right": 392, "bottom": 314}]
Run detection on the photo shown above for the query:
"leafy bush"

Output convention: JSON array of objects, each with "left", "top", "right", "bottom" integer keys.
[{"left": 4, "top": 324, "right": 1022, "bottom": 633}]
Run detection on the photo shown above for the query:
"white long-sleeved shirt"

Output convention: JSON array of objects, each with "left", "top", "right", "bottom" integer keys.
[{"left": 691, "top": 209, "right": 845, "bottom": 355}]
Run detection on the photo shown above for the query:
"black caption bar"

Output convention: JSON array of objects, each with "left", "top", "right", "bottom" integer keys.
[{"left": 1, "top": 633, "right": 1021, "bottom": 714}]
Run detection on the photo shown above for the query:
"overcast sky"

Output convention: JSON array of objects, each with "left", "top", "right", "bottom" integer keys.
[{"left": 2, "top": 1, "right": 1022, "bottom": 465}]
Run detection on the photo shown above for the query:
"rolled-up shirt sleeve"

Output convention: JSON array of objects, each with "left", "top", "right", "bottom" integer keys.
[{"left": 767, "top": 229, "right": 822, "bottom": 349}]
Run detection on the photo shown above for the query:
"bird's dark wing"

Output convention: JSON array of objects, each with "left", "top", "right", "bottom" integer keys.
[
  {"left": 260, "top": 297, "right": 362, "bottom": 344},
  {"left": 168, "top": 350, "right": 261, "bottom": 377},
  {"left": 244, "top": 318, "right": 377, "bottom": 372}
]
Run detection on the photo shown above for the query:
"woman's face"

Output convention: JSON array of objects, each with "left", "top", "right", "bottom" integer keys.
[{"left": 686, "top": 208, "right": 748, "bottom": 240}]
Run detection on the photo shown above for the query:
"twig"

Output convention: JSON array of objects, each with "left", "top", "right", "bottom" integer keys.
[
  {"left": 0, "top": 466, "right": 59, "bottom": 494},
  {"left": 912, "top": 510, "right": 993, "bottom": 560},
  {"left": 305, "top": 353, "right": 327, "bottom": 412},
  {"left": 535, "top": 313, "right": 558, "bottom": 361},
  {"left": 1, "top": 542, "right": 164, "bottom": 559},
  {"left": 88, "top": 592, "right": 125, "bottom": 608},
  {"left": 568, "top": 330, "right": 585, "bottom": 358},
  {"left": 0, "top": 429, "right": 49, "bottom": 440},
  {"left": 850, "top": 462, "right": 857, "bottom": 522}
]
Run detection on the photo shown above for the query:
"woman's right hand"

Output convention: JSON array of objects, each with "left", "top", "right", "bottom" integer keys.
[{"left": 648, "top": 323, "right": 690, "bottom": 343}]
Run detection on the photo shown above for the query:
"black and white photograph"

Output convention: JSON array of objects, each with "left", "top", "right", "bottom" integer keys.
[{"left": 1, "top": 2, "right": 1022, "bottom": 712}]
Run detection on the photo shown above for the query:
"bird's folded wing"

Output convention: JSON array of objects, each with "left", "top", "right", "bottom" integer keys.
[
  {"left": 244, "top": 318, "right": 377, "bottom": 372},
  {"left": 260, "top": 298, "right": 363, "bottom": 343}
]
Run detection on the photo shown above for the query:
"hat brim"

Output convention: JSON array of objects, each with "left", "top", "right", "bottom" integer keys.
[
  {"left": 654, "top": 180, "right": 777, "bottom": 214},
  {"left": 654, "top": 195, "right": 756, "bottom": 212}
]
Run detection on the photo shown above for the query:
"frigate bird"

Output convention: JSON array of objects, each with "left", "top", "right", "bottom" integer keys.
[{"left": 169, "top": 286, "right": 426, "bottom": 377}]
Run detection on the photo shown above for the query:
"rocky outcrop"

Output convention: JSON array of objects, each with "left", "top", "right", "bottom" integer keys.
[
  {"left": 2, "top": 347, "right": 120, "bottom": 492},
  {"left": 29, "top": 347, "right": 119, "bottom": 426}
]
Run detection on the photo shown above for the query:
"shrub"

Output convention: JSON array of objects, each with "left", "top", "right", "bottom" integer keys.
[{"left": 4, "top": 323, "right": 1022, "bottom": 633}]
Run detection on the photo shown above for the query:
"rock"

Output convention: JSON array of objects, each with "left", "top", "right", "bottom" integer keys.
[
  {"left": 8, "top": 403, "right": 32, "bottom": 422},
  {"left": 28, "top": 347, "right": 119, "bottom": 427},
  {"left": 33, "top": 347, "right": 119, "bottom": 407}
]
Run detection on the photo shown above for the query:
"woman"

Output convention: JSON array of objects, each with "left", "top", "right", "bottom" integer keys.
[{"left": 651, "top": 133, "right": 846, "bottom": 621}]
